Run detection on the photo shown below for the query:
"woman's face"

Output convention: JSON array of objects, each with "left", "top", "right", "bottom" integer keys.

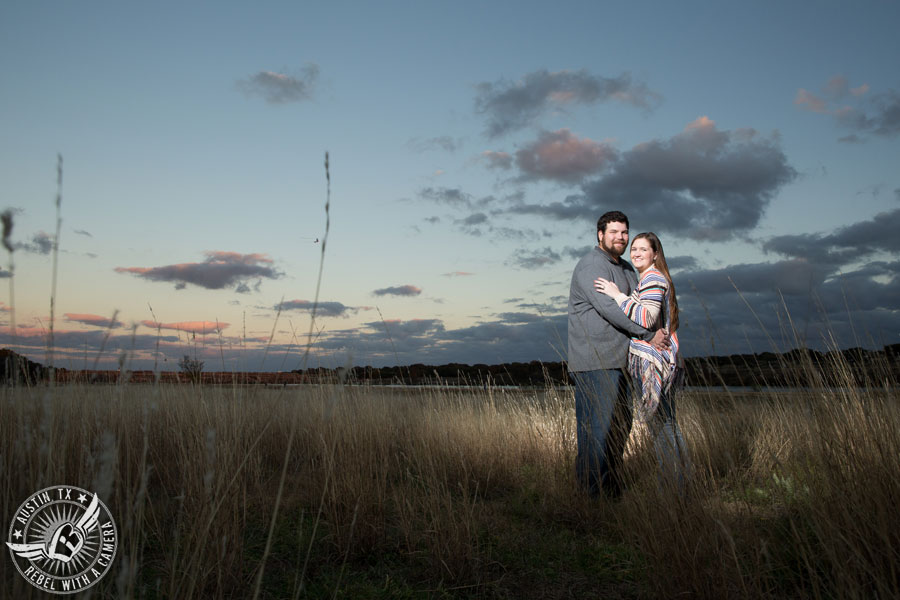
[{"left": 630, "top": 238, "right": 657, "bottom": 272}]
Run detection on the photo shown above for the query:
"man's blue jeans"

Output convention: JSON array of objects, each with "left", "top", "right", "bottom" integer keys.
[{"left": 572, "top": 369, "right": 632, "bottom": 497}]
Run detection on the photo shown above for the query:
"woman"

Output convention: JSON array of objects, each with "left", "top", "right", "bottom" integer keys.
[{"left": 594, "top": 232, "right": 689, "bottom": 489}]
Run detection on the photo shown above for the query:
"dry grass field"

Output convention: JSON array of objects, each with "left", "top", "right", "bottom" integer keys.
[{"left": 2, "top": 359, "right": 899, "bottom": 599}]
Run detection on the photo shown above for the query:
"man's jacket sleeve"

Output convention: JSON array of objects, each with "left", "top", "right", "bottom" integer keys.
[{"left": 574, "top": 261, "right": 656, "bottom": 341}]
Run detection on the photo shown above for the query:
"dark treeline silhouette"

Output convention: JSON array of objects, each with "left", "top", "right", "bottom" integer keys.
[
  {"left": 297, "top": 361, "right": 569, "bottom": 387},
  {"left": 295, "top": 344, "right": 900, "bottom": 388},
  {"left": 4, "top": 344, "right": 899, "bottom": 388},
  {"left": 682, "top": 344, "right": 900, "bottom": 388},
  {"left": 0, "top": 348, "right": 47, "bottom": 385},
  {"left": 291, "top": 344, "right": 900, "bottom": 388}
]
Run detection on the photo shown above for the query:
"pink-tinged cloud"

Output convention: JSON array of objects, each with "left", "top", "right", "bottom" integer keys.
[
  {"left": 442, "top": 271, "right": 474, "bottom": 277},
  {"left": 825, "top": 76, "right": 870, "bottom": 99},
  {"left": 679, "top": 116, "right": 731, "bottom": 150},
  {"left": 115, "top": 251, "right": 281, "bottom": 291},
  {"left": 515, "top": 129, "right": 617, "bottom": 182},
  {"left": 796, "top": 77, "right": 899, "bottom": 140},
  {"left": 0, "top": 325, "right": 86, "bottom": 338},
  {"left": 64, "top": 313, "right": 123, "bottom": 328},
  {"left": 372, "top": 285, "right": 422, "bottom": 297},
  {"left": 795, "top": 89, "right": 828, "bottom": 113},
  {"left": 825, "top": 75, "right": 849, "bottom": 98},
  {"left": 0, "top": 302, "right": 9, "bottom": 312},
  {"left": 141, "top": 320, "right": 229, "bottom": 335}
]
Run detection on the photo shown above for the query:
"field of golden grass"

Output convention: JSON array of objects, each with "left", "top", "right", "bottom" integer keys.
[{"left": 2, "top": 368, "right": 898, "bottom": 599}]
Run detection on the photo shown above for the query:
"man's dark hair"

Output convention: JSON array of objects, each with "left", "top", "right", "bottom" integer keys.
[{"left": 597, "top": 211, "right": 629, "bottom": 233}]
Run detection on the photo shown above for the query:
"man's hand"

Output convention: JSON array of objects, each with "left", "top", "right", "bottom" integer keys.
[{"left": 650, "top": 328, "right": 670, "bottom": 351}]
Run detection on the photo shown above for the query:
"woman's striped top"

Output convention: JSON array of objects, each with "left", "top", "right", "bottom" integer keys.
[{"left": 611, "top": 267, "right": 680, "bottom": 422}]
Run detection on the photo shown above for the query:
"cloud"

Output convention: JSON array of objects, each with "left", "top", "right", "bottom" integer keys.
[
  {"left": 838, "top": 134, "right": 864, "bottom": 144},
  {"left": 309, "top": 314, "right": 567, "bottom": 366},
  {"left": 681, "top": 259, "right": 832, "bottom": 297},
  {"left": 515, "top": 129, "right": 617, "bottom": 182},
  {"left": 64, "top": 313, "right": 123, "bottom": 328},
  {"left": 475, "top": 69, "right": 662, "bottom": 137},
  {"left": 506, "top": 117, "right": 797, "bottom": 241},
  {"left": 457, "top": 212, "right": 488, "bottom": 227},
  {"left": 494, "top": 311, "right": 543, "bottom": 323},
  {"left": 367, "top": 318, "right": 444, "bottom": 339},
  {"left": 453, "top": 217, "right": 540, "bottom": 241},
  {"left": 821, "top": 75, "right": 870, "bottom": 100},
  {"left": 796, "top": 76, "right": 900, "bottom": 140},
  {"left": 309, "top": 318, "right": 448, "bottom": 359},
  {"left": 275, "top": 299, "right": 360, "bottom": 318},
  {"left": 508, "top": 247, "right": 562, "bottom": 270},
  {"left": 861, "top": 89, "right": 900, "bottom": 137},
  {"left": 419, "top": 187, "right": 474, "bottom": 208},
  {"left": 116, "top": 251, "right": 281, "bottom": 291},
  {"left": 765, "top": 207, "right": 900, "bottom": 266},
  {"left": 418, "top": 186, "right": 547, "bottom": 240},
  {"left": 794, "top": 89, "right": 828, "bottom": 113},
  {"left": 481, "top": 151, "right": 513, "bottom": 170},
  {"left": 0, "top": 268, "right": 10, "bottom": 278},
  {"left": 442, "top": 271, "right": 474, "bottom": 277},
  {"left": 238, "top": 64, "right": 319, "bottom": 104},
  {"left": 372, "top": 285, "right": 422, "bottom": 297},
  {"left": 17, "top": 231, "right": 53, "bottom": 254},
  {"left": 667, "top": 255, "right": 699, "bottom": 271},
  {"left": 563, "top": 245, "right": 592, "bottom": 260},
  {"left": 408, "top": 136, "right": 461, "bottom": 153},
  {"left": 141, "top": 320, "right": 228, "bottom": 335},
  {"left": 73, "top": 229, "right": 92, "bottom": 237}
]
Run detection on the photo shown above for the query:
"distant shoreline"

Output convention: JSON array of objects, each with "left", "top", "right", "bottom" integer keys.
[{"left": 4, "top": 344, "right": 898, "bottom": 388}]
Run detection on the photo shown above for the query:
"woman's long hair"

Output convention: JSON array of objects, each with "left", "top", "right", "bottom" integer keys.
[{"left": 633, "top": 232, "right": 679, "bottom": 332}]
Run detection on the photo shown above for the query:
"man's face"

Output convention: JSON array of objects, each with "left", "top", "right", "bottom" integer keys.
[{"left": 598, "top": 221, "right": 629, "bottom": 257}]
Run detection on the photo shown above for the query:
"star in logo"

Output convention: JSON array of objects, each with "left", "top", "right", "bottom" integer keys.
[
  {"left": 77, "top": 493, "right": 88, "bottom": 503},
  {"left": 13, "top": 530, "right": 22, "bottom": 540}
]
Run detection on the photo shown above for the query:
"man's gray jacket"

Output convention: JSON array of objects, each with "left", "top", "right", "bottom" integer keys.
[{"left": 567, "top": 246, "right": 655, "bottom": 372}]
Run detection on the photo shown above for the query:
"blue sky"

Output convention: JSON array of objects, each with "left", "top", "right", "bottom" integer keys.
[{"left": 2, "top": 1, "right": 898, "bottom": 371}]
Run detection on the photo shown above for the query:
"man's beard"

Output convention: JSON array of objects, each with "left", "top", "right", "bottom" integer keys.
[{"left": 600, "top": 239, "right": 626, "bottom": 258}]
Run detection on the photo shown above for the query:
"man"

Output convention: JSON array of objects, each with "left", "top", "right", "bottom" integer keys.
[{"left": 567, "top": 211, "right": 667, "bottom": 497}]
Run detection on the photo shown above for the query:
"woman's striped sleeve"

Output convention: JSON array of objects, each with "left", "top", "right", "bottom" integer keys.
[{"left": 618, "top": 270, "right": 668, "bottom": 328}]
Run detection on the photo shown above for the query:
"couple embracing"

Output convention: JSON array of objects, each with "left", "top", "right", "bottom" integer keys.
[{"left": 567, "top": 210, "right": 689, "bottom": 498}]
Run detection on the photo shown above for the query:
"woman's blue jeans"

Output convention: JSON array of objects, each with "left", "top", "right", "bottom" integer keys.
[
  {"left": 648, "top": 389, "right": 691, "bottom": 495},
  {"left": 572, "top": 369, "right": 632, "bottom": 497}
]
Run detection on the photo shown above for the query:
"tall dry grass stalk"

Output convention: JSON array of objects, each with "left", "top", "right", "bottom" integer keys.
[
  {"left": 47, "top": 154, "right": 63, "bottom": 385},
  {"left": 1, "top": 210, "right": 15, "bottom": 347}
]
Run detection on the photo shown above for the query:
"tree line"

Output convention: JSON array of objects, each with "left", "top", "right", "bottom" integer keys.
[{"left": 293, "top": 344, "right": 900, "bottom": 388}]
